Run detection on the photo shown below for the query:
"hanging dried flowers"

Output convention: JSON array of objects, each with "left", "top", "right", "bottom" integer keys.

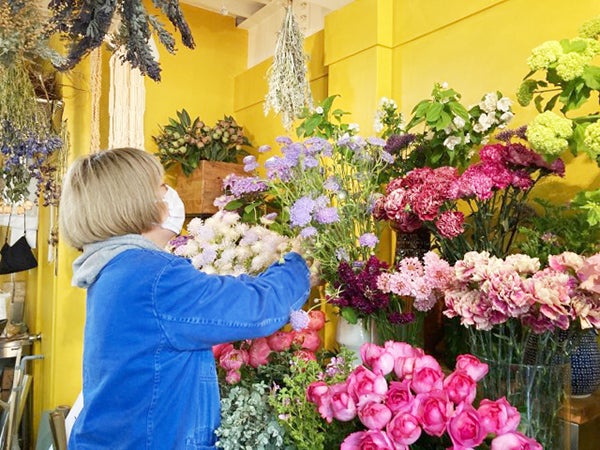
[
  {"left": 264, "top": 2, "right": 313, "bottom": 129},
  {"left": 49, "top": 0, "right": 195, "bottom": 82}
]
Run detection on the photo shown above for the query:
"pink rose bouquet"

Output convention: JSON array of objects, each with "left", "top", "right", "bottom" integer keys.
[{"left": 306, "top": 342, "right": 542, "bottom": 449}]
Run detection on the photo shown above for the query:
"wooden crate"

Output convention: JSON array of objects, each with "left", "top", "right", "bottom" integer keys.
[{"left": 175, "top": 161, "right": 245, "bottom": 216}]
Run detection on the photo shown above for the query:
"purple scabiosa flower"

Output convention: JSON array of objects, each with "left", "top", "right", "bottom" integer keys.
[
  {"left": 282, "top": 142, "right": 305, "bottom": 168},
  {"left": 380, "top": 149, "right": 395, "bottom": 164},
  {"left": 323, "top": 176, "right": 340, "bottom": 193},
  {"left": 258, "top": 144, "right": 271, "bottom": 153},
  {"left": 358, "top": 233, "right": 379, "bottom": 249},
  {"left": 260, "top": 212, "right": 278, "bottom": 225},
  {"left": 275, "top": 136, "right": 293, "bottom": 145},
  {"left": 242, "top": 155, "right": 259, "bottom": 172},
  {"left": 314, "top": 206, "right": 339, "bottom": 224},
  {"left": 300, "top": 226, "right": 317, "bottom": 238},
  {"left": 290, "top": 196, "right": 316, "bottom": 227},
  {"left": 265, "top": 156, "right": 292, "bottom": 181},
  {"left": 367, "top": 136, "right": 386, "bottom": 147},
  {"left": 335, "top": 248, "right": 349, "bottom": 262},
  {"left": 304, "top": 137, "right": 331, "bottom": 156},
  {"left": 223, "top": 174, "right": 268, "bottom": 198},
  {"left": 302, "top": 155, "right": 319, "bottom": 168},
  {"left": 290, "top": 309, "right": 310, "bottom": 331}
]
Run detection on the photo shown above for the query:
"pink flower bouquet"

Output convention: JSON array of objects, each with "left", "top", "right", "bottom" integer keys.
[{"left": 306, "top": 342, "right": 541, "bottom": 449}]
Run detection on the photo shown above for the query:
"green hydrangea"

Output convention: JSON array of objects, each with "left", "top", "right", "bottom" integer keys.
[
  {"left": 583, "top": 122, "right": 600, "bottom": 159},
  {"left": 571, "top": 37, "right": 600, "bottom": 58},
  {"left": 526, "top": 111, "right": 573, "bottom": 157},
  {"left": 527, "top": 40, "right": 563, "bottom": 71},
  {"left": 579, "top": 15, "right": 600, "bottom": 39},
  {"left": 555, "top": 51, "right": 590, "bottom": 81}
]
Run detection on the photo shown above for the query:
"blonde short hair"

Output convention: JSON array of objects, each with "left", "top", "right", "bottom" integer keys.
[{"left": 59, "top": 147, "right": 166, "bottom": 249}]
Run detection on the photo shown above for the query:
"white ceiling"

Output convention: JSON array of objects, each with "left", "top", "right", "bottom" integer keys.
[{"left": 182, "top": 0, "right": 353, "bottom": 28}]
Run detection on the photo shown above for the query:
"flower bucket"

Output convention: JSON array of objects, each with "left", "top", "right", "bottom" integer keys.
[
  {"left": 477, "top": 358, "right": 571, "bottom": 450},
  {"left": 335, "top": 317, "right": 376, "bottom": 366}
]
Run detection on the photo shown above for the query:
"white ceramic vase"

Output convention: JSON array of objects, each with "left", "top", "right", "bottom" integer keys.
[{"left": 336, "top": 317, "right": 376, "bottom": 366}]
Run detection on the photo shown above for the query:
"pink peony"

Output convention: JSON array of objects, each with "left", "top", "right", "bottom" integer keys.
[
  {"left": 266, "top": 330, "right": 294, "bottom": 351},
  {"left": 454, "top": 354, "right": 489, "bottom": 382},
  {"left": 579, "top": 253, "right": 600, "bottom": 294},
  {"left": 212, "top": 343, "right": 233, "bottom": 360},
  {"left": 248, "top": 337, "right": 272, "bottom": 368},
  {"left": 292, "top": 329, "right": 321, "bottom": 351},
  {"left": 307, "top": 310, "right": 326, "bottom": 331},
  {"left": 219, "top": 347, "right": 248, "bottom": 372},
  {"left": 341, "top": 430, "right": 397, "bottom": 450},
  {"left": 447, "top": 403, "right": 486, "bottom": 449},
  {"left": 293, "top": 349, "right": 317, "bottom": 362},
  {"left": 358, "top": 399, "right": 393, "bottom": 430},
  {"left": 386, "top": 412, "right": 421, "bottom": 446},
  {"left": 490, "top": 432, "right": 542, "bottom": 450},
  {"left": 225, "top": 369, "right": 241, "bottom": 384},
  {"left": 412, "top": 390, "right": 453, "bottom": 437},
  {"left": 410, "top": 356, "right": 444, "bottom": 393},
  {"left": 307, "top": 382, "right": 334, "bottom": 423},
  {"left": 478, "top": 397, "right": 521, "bottom": 435},
  {"left": 443, "top": 370, "right": 478, "bottom": 404}
]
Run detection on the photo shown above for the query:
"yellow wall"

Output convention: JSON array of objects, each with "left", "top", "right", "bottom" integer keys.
[{"left": 31, "top": 0, "right": 600, "bottom": 440}]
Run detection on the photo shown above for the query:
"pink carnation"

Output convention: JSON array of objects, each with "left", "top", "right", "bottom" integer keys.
[{"left": 435, "top": 211, "right": 464, "bottom": 238}]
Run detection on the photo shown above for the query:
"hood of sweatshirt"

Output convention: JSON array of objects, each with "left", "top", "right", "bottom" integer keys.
[{"left": 72, "top": 234, "right": 162, "bottom": 289}]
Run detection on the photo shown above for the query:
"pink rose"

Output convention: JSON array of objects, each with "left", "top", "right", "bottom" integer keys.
[
  {"left": 219, "top": 348, "right": 248, "bottom": 371},
  {"left": 386, "top": 412, "right": 421, "bottom": 446},
  {"left": 491, "top": 432, "right": 542, "bottom": 450},
  {"left": 331, "top": 383, "right": 358, "bottom": 422},
  {"left": 361, "top": 343, "right": 395, "bottom": 376},
  {"left": 385, "top": 380, "right": 414, "bottom": 415},
  {"left": 410, "top": 356, "right": 444, "bottom": 394},
  {"left": 346, "top": 366, "right": 388, "bottom": 403},
  {"left": 358, "top": 399, "right": 393, "bottom": 430},
  {"left": 393, "top": 356, "right": 418, "bottom": 380},
  {"left": 413, "top": 390, "right": 453, "bottom": 437},
  {"left": 455, "top": 354, "right": 489, "bottom": 382},
  {"left": 248, "top": 338, "right": 272, "bottom": 368},
  {"left": 266, "top": 330, "right": 294, "bottom": 351},
  {"left": 307, "top": 382, "right": 334, "bottom": 423},
  {"left": 341, "top": 430, "right": 396, "bottom": 450},
  {"left": 443, "top": 370, "right": 477, "bottom": 404},
  {"left": 383, "top": 341, "right": 423, "bottom": 359},
  {"left": 307, "top": 310, "right": 326, "bottom": 331},
  {"left": 447, "top": 403, "right": 486, "bottom": 449},
  {"left": 478, "top": 397, "right": 521, "bottom": 435}
]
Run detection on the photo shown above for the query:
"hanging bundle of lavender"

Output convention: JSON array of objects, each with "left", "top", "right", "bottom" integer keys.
[{"left": 264, "top": 2, "right": 313, "bottom": 130}]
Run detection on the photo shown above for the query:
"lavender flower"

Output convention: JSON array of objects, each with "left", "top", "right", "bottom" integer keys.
[
  {"left": 258, "top": 144, "right": 271, "bottom": 153},
  {"left": 385, "top": 133, "right": 416, "bottom": 154},
  {"left": 300, "top": 226, "right": 317, "bottom": 238},
  {"left": 242, "top": 155, "right": 259, "bottom": 172},
  {"left": 323, "top": 176, "right": 340, "bottom": 193},
  {"left": 314, "top": 206, "right": 339, "bottom": 224}
]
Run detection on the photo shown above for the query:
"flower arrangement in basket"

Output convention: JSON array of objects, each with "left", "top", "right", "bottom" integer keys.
[
  {"left": 306, "top": 342, "right": 542, "bottom": 449},
  {"left": 153, "top": 109, "right": 251, "bottom": 176}
]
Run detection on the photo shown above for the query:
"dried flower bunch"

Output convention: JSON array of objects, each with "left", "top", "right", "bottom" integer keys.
[
  {"left": 153, "top": 109, "right": 250, "bottom": 176},
  {"left": 0, "top": 0, "right": 65, "bottom": 208},
  {"left": 49, "top": 0, "right": 194, "bottom": 81},
  {"left": 264, "top": 4, "right": 313, "bottom": 129}
]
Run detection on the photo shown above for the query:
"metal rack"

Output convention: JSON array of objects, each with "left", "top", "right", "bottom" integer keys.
[{"left": 0, "top": 335, "right": 42, "bottom": 450}]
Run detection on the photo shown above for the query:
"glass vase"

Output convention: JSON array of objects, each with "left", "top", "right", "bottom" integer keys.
[
  {"left": 477, "top": 358, "right": 571, "bottom": 450},
  {"left": 374, "top": 310, "right": 425, "bottom": 349}
]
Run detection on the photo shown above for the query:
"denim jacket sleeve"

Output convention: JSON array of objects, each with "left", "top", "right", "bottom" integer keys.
[{"left": 153, "top": 252, "right": 310, "bottom": 350}]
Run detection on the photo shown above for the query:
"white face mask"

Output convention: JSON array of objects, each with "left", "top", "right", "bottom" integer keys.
[{"left": 161, "top": 185, "right": 185, "bottom": 235}]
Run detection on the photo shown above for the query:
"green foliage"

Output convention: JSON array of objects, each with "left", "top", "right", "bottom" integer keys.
[
  {"left": 268, "top": 349, "right": 356, "bottom": 450},
  {"left": 153, "top": 109, "right": 250, "bottom": 176},
  {"left": 516, "top": 198, "right": 600, "bottom": 264},
  {"left": 572, "top": 188, "right": 600, "bottom": 226},
  {"left": 296, "top": 95, "right": 355, "bottom": 140}
]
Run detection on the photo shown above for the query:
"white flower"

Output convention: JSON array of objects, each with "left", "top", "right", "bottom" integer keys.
[
  {"left": 315, "top": 106, "right": 324, "bottom": 114},
  {"left": 497, "top": 96, "right": 512, "bottom": 112},
  {"left": 480, "top": 93, "right": 498, "bottom": 113},
  {"left": 348, "top": 123, "right": 360, "bottom": 132},
  {"left": 441, "top": 81, "right": 449, "bottom": 88},
  {"left": 452, "top": 116, "right": 466, "bottom": 129},
  {"left": 474, "top": 112, "right": 496, "bottom": 133},
  {"left": 500, "top": 111, "right": 514, "bottom": 124},
  {"left": 443, "top": 136, "right": 462, "bottom": 150},
  {"left": 373, "top": 118, "right": 384, "bottom": 133}
]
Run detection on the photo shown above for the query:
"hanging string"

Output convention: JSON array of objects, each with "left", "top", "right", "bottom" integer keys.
[{"left": 89, "top": 47, "right": 102, "bottom": 153}]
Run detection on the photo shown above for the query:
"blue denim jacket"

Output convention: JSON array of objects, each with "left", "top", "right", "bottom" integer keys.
[{"left": 69, "top": 248, "right": 310, "bottom": 449}]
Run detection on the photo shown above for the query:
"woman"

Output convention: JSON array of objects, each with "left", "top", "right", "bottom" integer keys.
[{"left": 60, "top": 147, "right": 312, "bottom": 449}]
